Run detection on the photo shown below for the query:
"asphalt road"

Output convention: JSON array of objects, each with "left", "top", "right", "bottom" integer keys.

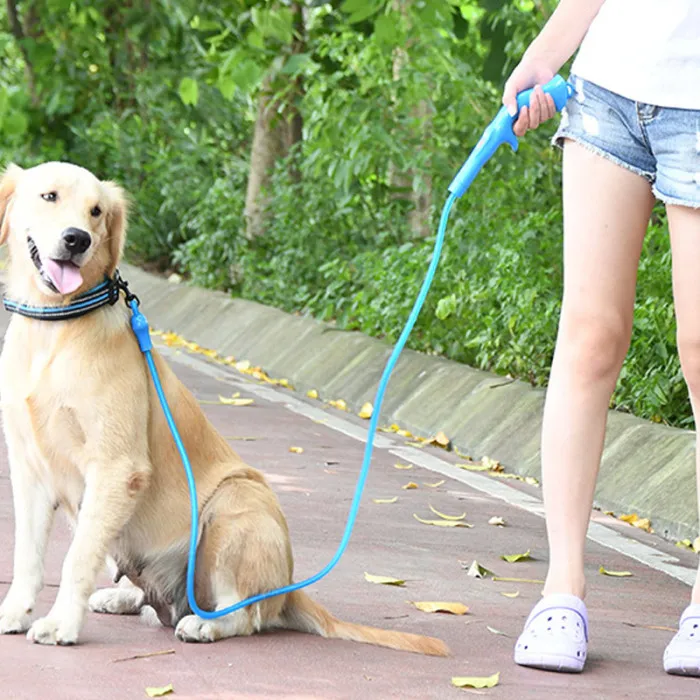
[{"left": 1, "top": 308, "right": 699, "bottom": 700}]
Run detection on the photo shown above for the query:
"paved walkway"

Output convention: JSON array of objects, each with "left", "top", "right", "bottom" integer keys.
[{"left": 1, "top": 313, "right": 700, "bottom": 699}]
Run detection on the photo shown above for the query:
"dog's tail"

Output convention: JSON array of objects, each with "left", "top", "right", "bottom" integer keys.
[{"left": 282, "top": 590, "right": 449, "bottom": 656}]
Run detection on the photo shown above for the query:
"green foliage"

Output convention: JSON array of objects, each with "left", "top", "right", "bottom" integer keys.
[{"left": 0, "top": 0, "right": 687, "bottom": 428}]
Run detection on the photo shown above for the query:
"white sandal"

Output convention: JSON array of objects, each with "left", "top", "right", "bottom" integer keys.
[
  {"left": 664, "top": 604, "right": 700, "bottom": 676},
  {"left": 514, "top": 594, "right": 588, "bottom": 673}
]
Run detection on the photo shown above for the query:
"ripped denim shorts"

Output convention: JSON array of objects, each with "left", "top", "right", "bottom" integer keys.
[{"left": 553, "top": 75, "right": 700, "bottom": 208}]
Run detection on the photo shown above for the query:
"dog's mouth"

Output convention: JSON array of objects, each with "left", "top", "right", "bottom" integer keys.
[{"left": 27, "top": 236, "right": 84, "bottom": 296}]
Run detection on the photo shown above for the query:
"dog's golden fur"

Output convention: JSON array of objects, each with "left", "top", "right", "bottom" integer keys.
[{"left": 0, "top": 161, "right": 448, "bottom": 655}]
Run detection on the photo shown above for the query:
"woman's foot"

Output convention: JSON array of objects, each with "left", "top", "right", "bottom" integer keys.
[
  {"left": 664, "top": 604, "right": 700, "bottom": 676},
  {"left": 514, "top": 594, "right": 588, "bottom": 673}
]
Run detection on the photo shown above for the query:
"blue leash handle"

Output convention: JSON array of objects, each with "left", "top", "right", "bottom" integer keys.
[{"left": 131, "top": 75, "right": 571, "bottom": 619}]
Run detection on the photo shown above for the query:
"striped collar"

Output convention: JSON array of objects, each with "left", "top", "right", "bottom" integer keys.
[{"left": 3, "top": 274, "right": 122, "bottom": 321}]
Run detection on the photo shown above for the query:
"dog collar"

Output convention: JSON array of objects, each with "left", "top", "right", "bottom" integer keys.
[{"left": 2, "top": 270, "right": 127, "bottom": 321}]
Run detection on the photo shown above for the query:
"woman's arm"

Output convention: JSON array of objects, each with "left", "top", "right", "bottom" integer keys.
[{"left": 504, "top": 0, "right": 607, "bottom": 134}]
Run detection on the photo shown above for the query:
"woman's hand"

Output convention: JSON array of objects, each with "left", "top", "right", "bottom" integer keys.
[{"left": 503, "top": 60, "right": 557, "bottom": 137}]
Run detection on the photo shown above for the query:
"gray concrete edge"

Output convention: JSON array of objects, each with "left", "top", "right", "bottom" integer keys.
[{"left": 118, "top": 264, "right": 698, "bottom": 542}]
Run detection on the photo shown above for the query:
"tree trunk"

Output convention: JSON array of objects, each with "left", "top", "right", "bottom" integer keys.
[
  {"left": 389, "top": 0, "right": 433, "bottom": 239},
  {"left": 244, "top": 3, "right": 306, "bottom": 239},
  {"left": 244, "top": 73, "right": 290, "bottom": 240},
  {"left": 6, "top": 0, "right": 38, "bottom": 106}
]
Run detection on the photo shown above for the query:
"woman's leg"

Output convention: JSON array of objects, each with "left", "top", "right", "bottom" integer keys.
[
  {"left": 541, "top": 141, "right": 654, "bottom": 598},
  {"left": 662, "top": 203, "right": 700, "bottom": 677},
  {"left": 667, "top": 204, "right": 700, "bottom": 604}
]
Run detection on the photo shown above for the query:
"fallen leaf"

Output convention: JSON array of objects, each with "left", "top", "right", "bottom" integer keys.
[
  {"left": 429, "top": 504, "right": 466, "bottom": 521},
  {"left": 618, "top": 513, "right": 653, "bottom": 532},
  {"left": 464, "top": 561, "right": 495, "bottom": 579},
  {"left": 364, "top": 572, "right": 405, "bottom": 586},
  {"left": 358, "top": 402, "right": 373, "bottom": 419},
  {"left": 492, "top": 576, "right": 544, "bottom": 584},
  {"left": 524, "top": 476, "right": 540, "bottom": 486},
  {"left": 329, "top": 399, "right": 348, "bottom": 411},
  {"left": 402, "top": 482, "right": 419, "bottom": 490},
  {"left": 676, "top": 539, "right": 693, "bottom": 550},
  {"left": 218, "top": 395, "right": 254, "bottom": 407},
  {"left": 410, "top": 601, "right": 469, "bottom": 615},
  {"left": 145, "top": 685, "right": 174, "bottom": 698},
  {"left": 113, "top": 649, "right": 175, "bottom": 663},
  {"left": 373, "top": 497, "right": 398, "bottom": 504},
  {"left": 378, "top": 423, "right": 401, "bottom": 433},
  {"left": 623, "top": 621, "right": 677, "bottom": 632},
  {"left": 457, "top": 463, "right": 491, "bottom": 472},
  {"left": 423, "top": 480, "right": 446, "bottom": 488},
  {"left": 501, "top": 550, "right": 532, "bottom": 563},
  {"left": 397, "top": 429, "right": 413, "bottom": 438},
  {"left": 454, "top": 448, "right": 473, "bottom": 460},
  {"left": 289, "top": 446, "right": 304, "bottom": 454},
  {"left": 451, "top": 673, "right": 499, "bottom": 689},
  {"left": 306, "top": 389, "right": 319, "bottom": 399},
  {"left": 424, "top": 431, "right": 451, "bottom": 449},
  {"left": 405, "top": 441, "right": 426, "bottom": 448},
  {"left": 234, "top": 360, "right": 251, "bottom": 372},
  {"left": 500, "top": 591, "right": 520, "bottom": 598},
  {"left": 488, "top": 516, "right": 506, "bottom": 527},
  {"left": 599, "top": 566, "right": 632, "bottom": 577},
  {"left": 413, "top": 514, "right": 472, "bottom": 528},
  {"left": 480, "top": 456, "right": 504, "bottom": 472},
  {"left": 695, "top": 537, "right": 700, "bottom": 553},
  {"left": 393, "top": 462, "right": 413, "bottom": 470},
  {"left": 486, "top": 626, "right": 510, "bottom": 637}
]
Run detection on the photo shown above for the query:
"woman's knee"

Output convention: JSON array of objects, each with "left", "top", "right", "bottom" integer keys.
[
  {"left": 678, "top": 335, "right": 700, "bottom": 396},
  {"left": 556, "top": 310, "right": 631, "bottom": 384}
]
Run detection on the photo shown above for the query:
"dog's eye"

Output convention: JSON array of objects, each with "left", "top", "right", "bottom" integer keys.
[
  {"left": 41, "top": 192, "right": 57, "bottom": 203},
  {"left": 90, "top": 205, "right": 102, "bottom": 218}
]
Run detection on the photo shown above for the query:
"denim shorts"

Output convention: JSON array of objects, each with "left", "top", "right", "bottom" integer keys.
[{"left": 553, "top": 75, "right": 700, "bottom": 208}]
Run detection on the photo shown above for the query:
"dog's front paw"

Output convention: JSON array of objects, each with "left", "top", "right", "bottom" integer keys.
[
  {"left": 0, "top": 605, "right": 32, "bottom": 634},
  {"left": 89, "top": 587, "right": 144, "bottom": 615},
  {"left": 175, "top": 614, "right": 219, "bottom": 643},
  {"left": 27, "top": 615, "right": 80, "bottom": 646}
]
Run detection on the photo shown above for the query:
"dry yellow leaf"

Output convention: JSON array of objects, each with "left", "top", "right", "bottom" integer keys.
[
  {"left": 410, "top": 601, "right": 469, "bottom": 615},
  {"left": 501, "top": 550, "right": 532, "bottom": 563},
  {"left": 451, "top": 673, "right": 499, "bottom": 689},
  {"left": 289, "top": 446, "right": 304, "bottom": 454},
  {"left": 423, "top": 431, "right": 450, "bottom": 448},
  {"left": 402, "top": 482, "right": 419, "bottom": 490},
  {"left": 500, "top": 591, "right": 520, "bottom": 598},
  {"left": 393, "top": 462, "right": 413, "bottom": 470},
  {"left": 413, "top": 514, "right": 472, "bottom": 528},
  {"left": 373, "top": 497, "right": 398, "bottom": 504},
  {"left": 306, "top": 389, "right": 319, "bottom": 399},
  {"left": 405, "top": 441, "right": 426, "bottom": 448},
  {"left": 480, "top": 456, "right": 503, "bottom": 471},
  {"left": 492, "top": 576, "right": 544, "bottom": 584},
  {"left": 423, "top": 480, "right": 446, "bottom": 488},
  {"left": 463, "top": 560, "right": 495, "bottom": 579},
  {"left": 599, "top": 566, "right": 632, "bottom": 577},
  {"left": 329, "top": 399, "right": 348, "bottom": 411},
  {"left": 457, "top": 463, "right": 490, "bottom": 472},
  {"left": 429, "top": 504, "right": 466, "bottom": 521},
  {"left": 397, "top": 429, "right": 413, "bottom": 438},
  {"left": 218, "top": 395, "right": 254, "bottom": 407},
  {"left": 379, "top": 423, "right": 401, "bottom": 433},
  {"left": 486, "top": 626, "right": 510, "bottom": 637},
  {"left": 145, "top": 685, "right": 174, "bottom": 698},
  {"left": 488, "top": 516, "right": 506, "bottom": 527},
  {"left": 364, "top": 572, "right": 405, "bottom": 586},
  {"left": 235, "top": 360, "right": 251, "bottom": 372},
  {"left": 358, "top": 402, "right": 373, "bottom": 419}
]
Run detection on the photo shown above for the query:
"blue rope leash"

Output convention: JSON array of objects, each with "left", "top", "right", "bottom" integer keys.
[
  {"left": 130, "top": 75, "right": 573, "bottom": 619},
  {"left": 129, "top": 192, "right": 457, "bottom": 619}
]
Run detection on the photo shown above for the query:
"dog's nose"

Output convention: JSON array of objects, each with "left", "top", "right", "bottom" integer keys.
[{"left": 61, "top": 227, "right": 92, "bottom": 255}]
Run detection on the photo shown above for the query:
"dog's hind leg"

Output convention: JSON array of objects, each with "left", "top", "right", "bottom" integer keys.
[{"left": 174, "top": 479, "right": 292, "bottom": 644}]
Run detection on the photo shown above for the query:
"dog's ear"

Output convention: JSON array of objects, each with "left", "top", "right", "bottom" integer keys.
[
  {"left": 0, "top": 163, "right": 23, "bottom": 245},
  {"left": 102, "top": 181, "right": 128, "bottom": 275}
]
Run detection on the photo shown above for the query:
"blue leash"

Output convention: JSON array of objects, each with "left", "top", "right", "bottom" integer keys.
[{"left": 130, "top": 76, "right": 573, "bottom": 619}]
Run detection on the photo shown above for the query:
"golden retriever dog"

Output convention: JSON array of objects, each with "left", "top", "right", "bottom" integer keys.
[{"left": 0, "top": 161, "right": 448, "bottom": 654}]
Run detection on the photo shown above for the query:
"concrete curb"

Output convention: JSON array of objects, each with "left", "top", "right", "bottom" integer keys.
[{"left": 117, "top": 264, "right": 700, "bottom": 540}]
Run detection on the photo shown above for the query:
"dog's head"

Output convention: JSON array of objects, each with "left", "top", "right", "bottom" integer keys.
[{"left": 0, "top": 161, "right": 127, "bottom": 299}]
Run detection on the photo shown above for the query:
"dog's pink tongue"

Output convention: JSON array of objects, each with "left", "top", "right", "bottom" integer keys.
[{"left": 44, "top": 259, "right": 83, "bottom": 295}]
